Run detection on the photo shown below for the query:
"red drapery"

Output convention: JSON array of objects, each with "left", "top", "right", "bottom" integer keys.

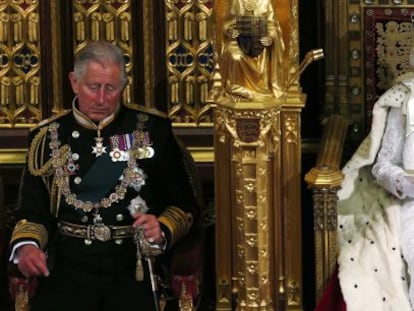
[{"left": 314, "top": 266, "right": 346, "bottom": 311}]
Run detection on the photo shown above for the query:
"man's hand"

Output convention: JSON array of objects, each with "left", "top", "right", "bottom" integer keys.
[
  {"left": 132, "top": 213, "right": 165, "bottom": 245},
  {"left": 17, "top": 244, "right": 49, "bottom": 278}
]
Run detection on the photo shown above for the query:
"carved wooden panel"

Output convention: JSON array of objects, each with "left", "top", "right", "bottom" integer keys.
[
  {"left": 165, "top": 0, "right": 215, "bottom": 124},
  {"left": 0, "top": 0, "right": 42, "bottom": 127}
]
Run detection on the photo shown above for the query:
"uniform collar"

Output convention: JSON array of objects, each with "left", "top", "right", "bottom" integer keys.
[{"left": 72, "top": 97, "right": 121, "bottom": 130}]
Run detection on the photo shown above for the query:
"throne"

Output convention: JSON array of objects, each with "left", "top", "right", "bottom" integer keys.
[{"left": 306, "top": 6, "right": 414, "bottom": 310}]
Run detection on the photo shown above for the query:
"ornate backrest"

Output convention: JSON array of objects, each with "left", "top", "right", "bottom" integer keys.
[{"left": 363, "top": 6, "right": 414, "bottom": 127}]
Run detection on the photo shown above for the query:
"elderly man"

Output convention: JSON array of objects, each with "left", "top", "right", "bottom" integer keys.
[{"left": 9, "top": 41, "right": 197, "bottom": 311}]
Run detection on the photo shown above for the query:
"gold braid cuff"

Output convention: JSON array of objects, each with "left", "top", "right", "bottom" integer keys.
[
  {"left": 10, "top": 220, "right": 48, "bottom": 250},
  {"left": 158, "top": 206, "right": 193, "bottom": 247}
]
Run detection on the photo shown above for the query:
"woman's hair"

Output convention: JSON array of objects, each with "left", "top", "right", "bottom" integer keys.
[{"left": 73, "top": 41, "right": 128, "bottom": 87}]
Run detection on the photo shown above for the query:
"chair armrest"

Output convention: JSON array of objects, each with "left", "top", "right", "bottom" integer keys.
[
  {"left": 304, "top": 114, "right": 349, "bottom": 300},
  {"left": 305, "top": 114, "right": 348, "bottom": 188}
]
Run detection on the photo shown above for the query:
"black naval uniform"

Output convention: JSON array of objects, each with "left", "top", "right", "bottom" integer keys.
[{"left": 9, "top": 104, "right": 197, "bottom": 311}]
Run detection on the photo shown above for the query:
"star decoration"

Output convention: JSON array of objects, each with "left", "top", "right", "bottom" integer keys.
[{"left": 92, "top": 142, "right": 107, "bottom": 157}]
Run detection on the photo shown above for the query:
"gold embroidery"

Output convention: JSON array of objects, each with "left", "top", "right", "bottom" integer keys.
[
  {"left": 158, "top": 206, "right": 193, "bottom": 246},
  {"left": 27, "top": 126, "right": 70, "bottom": 177},
  {"left": 10, "top": 219, "right": 48, "bottom": 250}
]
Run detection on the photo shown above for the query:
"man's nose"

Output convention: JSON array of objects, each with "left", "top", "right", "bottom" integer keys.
[{"left": 96, "top": 87, "right": 105, "bottom": 104}]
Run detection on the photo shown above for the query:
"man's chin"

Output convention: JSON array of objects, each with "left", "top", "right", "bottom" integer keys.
[{"left": 88, "top": 112, "right": 107, "bottom": 122}]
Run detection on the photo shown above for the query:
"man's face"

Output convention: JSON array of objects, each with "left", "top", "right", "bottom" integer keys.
[{"left": 69, "top": 61, "right": 124, "bottom": 122}]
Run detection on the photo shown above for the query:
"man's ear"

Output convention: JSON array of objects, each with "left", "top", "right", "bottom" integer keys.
[{"left": 69, "top": 72, "right": 78, "bottom": 94}]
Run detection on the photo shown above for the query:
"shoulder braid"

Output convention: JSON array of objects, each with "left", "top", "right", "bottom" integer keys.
[
  {"left": 29, "top": 110, "right": 71, "bottom": 132},
  {"left": 27, "top": 123, "right": 70, "bottom": 216},
  {"left": 28, "top": 124, "right": 71, "bottom": 177}
]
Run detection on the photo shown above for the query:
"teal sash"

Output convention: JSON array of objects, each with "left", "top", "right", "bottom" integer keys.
[{"left": 76, "top": 154, "right": 126, "bottom": 202}]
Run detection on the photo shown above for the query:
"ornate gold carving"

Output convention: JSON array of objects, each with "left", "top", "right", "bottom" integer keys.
[
  {"left": 287, "top": 280, "right": 301, "bottom": 306},
  {"left": 213, "top": 8, "right": 307, "bottom": 296},
  {"left": 218, "top": 0, "right": 286, "bottom": 101},
  {"left": 288, "top": 0, "right": 299, "bottom": 73},
  {"left": 0, "top": 148, "right": 26, "bottom": 164},
  {"left": 305, "top": 114, "right": 348, "bottom": 300},
  {"left": 0, "top": 13, "right": 9, "bottom": 43},
  {"left": 0, "top": 78, "right": 10, "bottom": 106},
  {"left": 50, "top": 0, "right": 63, "bottom": 113},
  {"left": 28, "top": 12, "right": 38, "bottom": 42},
  {"left": 312, "top": 188, "right": 339, "bottom": 299},
  {"left": 217, "top": 279, "right": 232, "bottom": 307},
  {"left": 215, "top": 100, "right": 284, "bottom": 310},
  {"left": 165, "top": 0, "right": 215, "bottom": 124},
  {"left": 283, "top": 114, "right": 299, "bottom": 144},
  {"left": 214, "top": 102, "right": 281, "bottom": 148},
  {"left": 0, "top": 0, "right": 41, "bottom": 126},
  {"left": 143, "top": 0, "right": 154, "bottom": 110},
  {"left": 186, "top": 146, "right": 214, "bottom": 162}
]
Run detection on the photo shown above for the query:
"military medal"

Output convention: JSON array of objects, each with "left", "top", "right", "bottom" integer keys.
[
  {"left": 92, "top": 130, "right": 107, "bottom": 157},
  {"left": 109, "top": 135, "right": 127, "bottom": 162},
  {"left": 110, "top": 148, "right": 123, "bottom": 161},
  {"left": 66, "top": 152, "right": 79, "bottom": 175},
  {"left": 133, "top": 127, "right": 155, "bottom": 160},
  {"left": 144, "top": 146, "right": 154, "bottom": 158}
]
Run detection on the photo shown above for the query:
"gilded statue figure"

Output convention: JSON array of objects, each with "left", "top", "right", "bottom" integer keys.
[{"left": 219, "top": 0, "right": 286, "bottom": 101}]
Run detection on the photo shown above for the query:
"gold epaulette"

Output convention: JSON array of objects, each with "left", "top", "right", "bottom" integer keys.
[
  {"left": 29, "top": 110, "right": 72, "bottom": 132},
  {"left": 27, "top": 122, "right": 70, "bottom": 177},
  {"left": 10, "top": 219, "right": 48, "bottom": 250},
  {"left": 128, "top": 104, "right": 167, "bottom": 119},
  {"left": 158, "top": 206, "right": 193, "bottom": 247}
]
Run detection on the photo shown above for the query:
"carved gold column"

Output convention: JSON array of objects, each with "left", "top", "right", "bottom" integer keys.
[
  {"left": 215, "top": 96, "right": 305, "bottom": 311},
  {"left": 215, "top": 99, "right": 281, "bottom": 310}
]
